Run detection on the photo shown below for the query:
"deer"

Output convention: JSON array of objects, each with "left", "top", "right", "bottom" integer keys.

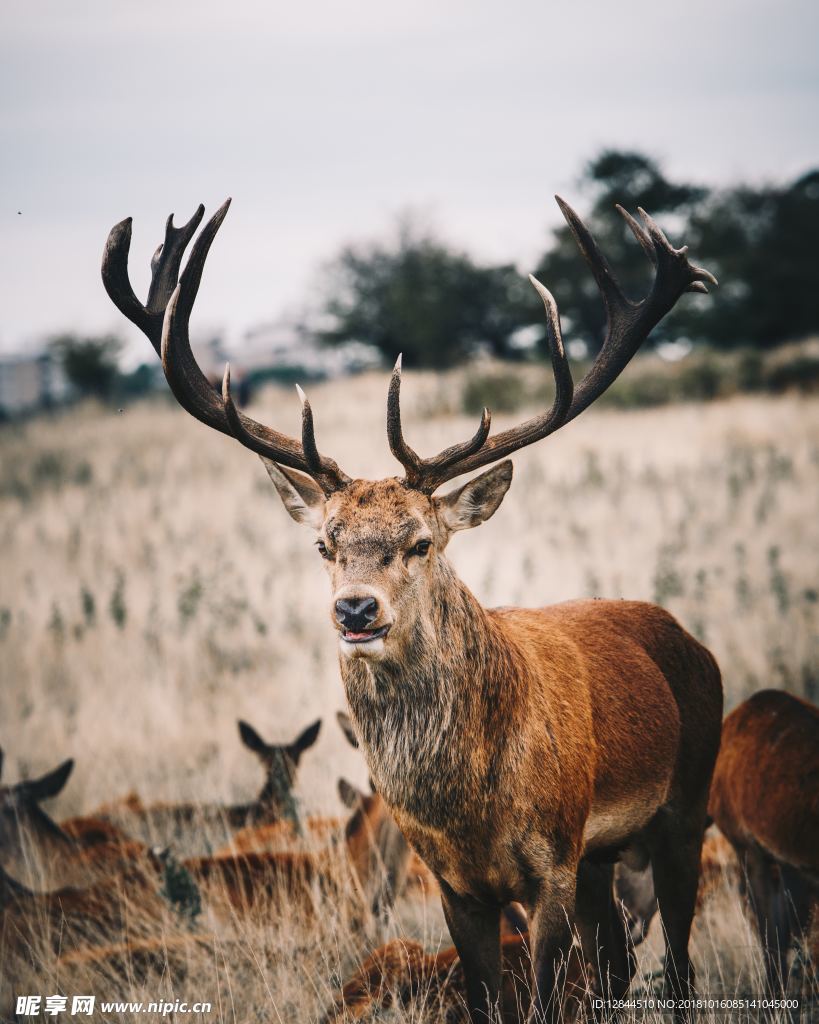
[
  {"left": 0, "top": 752, "right": 148, "bottom": 891},
  {"left": 55, "top": 933, "right": 247, "bottom": 985},
  {"left": 180, "top": 780, "right": 398, "bottom": 914},
  {"left": 321, "top": 932, "right": 590, "bottom": 1024},
  {"left": 335, "top": 710, "right": 438, "bottom": 910},
  {"left": 613, "top": 826, "right": 739, "bottom": 948},
  {"left": 708, "top": 689, "right": 819, "bottom": 992},
  {"left": 0, "top": 854, "right": 166, "bottom": 960},
  {"left": 96, "top": 717, "right": 321, "bottom": 851},
  {"left": 102, "top": 194, "right": 723, "bottom": 1022}
]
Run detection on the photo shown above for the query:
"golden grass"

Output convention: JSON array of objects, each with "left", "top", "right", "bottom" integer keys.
[{"left": 1, "top": 371, "right": 818, "bottom": 1021}]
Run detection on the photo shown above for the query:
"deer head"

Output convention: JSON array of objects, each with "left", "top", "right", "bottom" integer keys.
[
  {"left": 0, "top": 753, "right": 75, "bottom": 882},
  {"left": 237, "top": 718, "right": 321, "bottom": 823},
  {"left": 103, "top": 198, "right": 715, "bottom": 664}
]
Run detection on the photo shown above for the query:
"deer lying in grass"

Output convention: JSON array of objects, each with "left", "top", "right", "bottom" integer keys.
[
  {"left": 97, "top": 718, "right": 321, "bottom": 851},
  {"left": 321, "top": 932, "right": 590, "bottom": 1024},
  {"left": 181, "top": 782, "right": 396, "bottom": 914},
  {"left": 708, "top": 689, "right": 819, "bottom": 991},
  {"left": 0, "top": 753, "right": 147, "bottom": 890},
  {"left": 56, "top": 933, "right": 246, "bottom": 985},
  {"left": 0, "top": 855, "right": 165, "bottom": 958},
  {"left": 325, "top": 831, "right": 740, "bottom": 1024},
  {"left": 103, "top": 195, "right": 722, "bottom": 1021}
]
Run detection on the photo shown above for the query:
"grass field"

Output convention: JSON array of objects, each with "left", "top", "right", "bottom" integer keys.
[{"left": 1, "top": 369, "right": 818, "bottom": 1021}]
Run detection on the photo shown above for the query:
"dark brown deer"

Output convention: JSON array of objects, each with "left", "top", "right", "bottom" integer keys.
[
  {"left": 102, "top": 196, "right": 723, "bottom": 1021},
  {"left": 708, "top": 689, "right": 819, "bottom": 991}
]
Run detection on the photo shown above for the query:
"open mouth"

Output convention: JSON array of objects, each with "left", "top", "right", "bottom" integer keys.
[{"left": 340, "top": 625, "right": 391, "bottom": 644}]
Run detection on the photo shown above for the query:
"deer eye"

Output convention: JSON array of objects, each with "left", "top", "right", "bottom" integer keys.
[
  {"left": 410, "top": 539, "right": 432, "bottom": 558},
  {"left": 316, "top": 541, "right": 332, "bottom": 560}
]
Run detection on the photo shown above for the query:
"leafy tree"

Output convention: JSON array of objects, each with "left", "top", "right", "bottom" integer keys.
[
  {"left": 533, "top": 151, "right": 708, "bottom": 354},
  {"left": 677, "top": 170, "right": 819, "bottom": 348},
  {"left": 314, "top": 219, "right": 532, "bottom": 369},
  {"left": 311, "top": 152, "right": 819, "bottom": 365},
  {"left": 50, "top": 333, "right": 123, "bottom": 398}
]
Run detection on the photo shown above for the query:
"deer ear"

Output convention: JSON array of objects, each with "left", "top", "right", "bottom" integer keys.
[
  {"left": 338, "top": 778, "right": 364, "bottom": 809},
  {"left": 291, "top": 719, "right": 321, "bottom": 757},
  {"left": 22, "top": 759, "right": 74, "bottom": 802},
  {"left": 336, "top": 711, "right": 359, "bottom": 749},
  {"left": 238, "top": 720, "right": 268, "bottom": 755},
  {"left": 436, "top": 460, "right": 513, "bottom": 533},
  {"left": 260, "top": 458, "right": 326, "bottom": 530}
]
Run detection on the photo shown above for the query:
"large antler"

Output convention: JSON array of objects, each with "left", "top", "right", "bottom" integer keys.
[
  {"left": 102, "top": 203, "right": 350, "bottom": 494},
  {"left": 389, "top": 196, "right": 717, "bottom": 494}
]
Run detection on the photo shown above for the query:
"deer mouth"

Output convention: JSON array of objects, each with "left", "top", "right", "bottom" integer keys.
[{"left": 340, "top": 625, "right": 391, "bottom": 644}]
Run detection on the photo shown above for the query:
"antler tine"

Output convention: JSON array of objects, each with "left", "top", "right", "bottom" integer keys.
[
  {"left": 387, "top": 355, "right": 423, "bottom": 480},
  {"left": 393, "top": 195, "right": 715, "bottom": 492},
  {"left": 387, "top": 355, "right": 493, "bottom": 493},
  {"left": 158, "top": 201, "right": 233, "bottom": 432},
  {"left": 295, "top": 384, "right": 326, "bottom": 480},
  {"left": 164, "top": 280, "right": 349, "bottom": 494},
  {"left": 616, "top": 204, "right": 656, "bottom": 265},
  {"left": 104, "top": 201, "right": 349, "bottom": 494},
  {"left": 555, "top": 194, "right": 632, "bottom": 322},
  {"left": 102, "top": 205, "right": 205, "bottom": 356},
  {"left": 563, "top": 198, "right": 717, "bottom": 423}
]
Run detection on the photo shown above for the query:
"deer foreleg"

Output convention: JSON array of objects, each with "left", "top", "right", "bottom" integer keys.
[
  {"left": 528, "top": 867, "right": 578, "bottom": 1024},
  {"left": 439, "top": 878, "right": 502, "bottom": 1023}
]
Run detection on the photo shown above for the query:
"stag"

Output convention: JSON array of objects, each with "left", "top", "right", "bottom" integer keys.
[
  {"left": 708, "top": 689, "right": 819, "bottom": 992},
  {"left": 102, "top": 196, "right": 722, "bottom": 1021}
]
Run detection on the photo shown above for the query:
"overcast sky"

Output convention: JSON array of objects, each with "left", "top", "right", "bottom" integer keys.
[{"left": 1, "top": 0, "right": 817, "bottom": 359}]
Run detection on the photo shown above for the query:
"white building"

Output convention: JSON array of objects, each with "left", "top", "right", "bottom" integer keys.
[{"left": 0, "top": 352, "right": 70, "bottom": 417}]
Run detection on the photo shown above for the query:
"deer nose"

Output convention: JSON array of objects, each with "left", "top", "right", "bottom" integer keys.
[{"left": 335, "top": 596, "right": 379, "bottom": 632}]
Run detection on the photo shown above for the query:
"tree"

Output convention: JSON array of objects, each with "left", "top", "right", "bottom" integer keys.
[
  {"left": 533, "top": 151, "right": 708, "bottom": 354},
  {"left": 677, "top": 170, "right": 819, "bottom": 348},
  {"left": 313, "top": 218, "right": 533, "bottom": 369},
  {"left": 50, "top": 333, "right": 123, "bottom": 399}
]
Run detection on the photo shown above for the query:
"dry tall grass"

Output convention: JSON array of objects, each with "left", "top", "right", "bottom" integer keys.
[{"left": 1, "top": 370, "right": 818, "bottom": 1021}]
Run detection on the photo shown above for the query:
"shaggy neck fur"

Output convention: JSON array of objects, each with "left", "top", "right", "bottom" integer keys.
[{"left": 341, "top": 556, "right": 529, "bottom": 834}]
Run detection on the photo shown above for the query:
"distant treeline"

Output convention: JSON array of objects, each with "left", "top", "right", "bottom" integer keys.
[
  {"left": 45, "top": 150, "right": 819, "bottom": 404},
  {"left": 313, "top": 150, "right": 819, "bottom": 368}
]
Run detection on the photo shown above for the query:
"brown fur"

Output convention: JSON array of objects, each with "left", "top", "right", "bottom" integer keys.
[
  {"left": 56, "top": 934, "right": 250, "bottom": 984},
  {"left": 223, "top": 815, "right": 343, "bottom": 855},
  {"left": 95, "top": 718, "right": 321, "bottom": 851},
  {"left": 321, "top": 932, "right": 589, "bottom": 1023},
  {"left": 614, "top": 827, "right": 740, "bottom": 947},
  {"left": 103, "top": 194, "right": 722, "bottom": 1023},
  {"left": 0, "top": 758, "right": 155, "bottom": 891},
  {"left": 60, "top": 815, "right": 135, "bottom": 848},
  {"left": 708, "top": 689, "right": 819, "bottom": 989},
  {"left": 269, "top": 472, "right": 723, "bottom": 1020},
  {"left": 0, "top": 858, "right": 164, "bottom": 957},
  {"left": 182, "top": 789, "right": 396, "bottom": 913},
  {"left": 335, "top": 715, "right": 440, "bottom": 911}
]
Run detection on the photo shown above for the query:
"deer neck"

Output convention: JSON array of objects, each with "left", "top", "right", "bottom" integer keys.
[{"left": 340, "top": 559, "right": 527, "bottom": 830}]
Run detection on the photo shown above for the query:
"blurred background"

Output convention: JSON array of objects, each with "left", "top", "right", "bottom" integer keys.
[
  {"left": 2, "top": 3, "right": 818, "bottom": 1014},
  {"left": 1, "top": 0, "right": 817, "bottom": 812}
]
